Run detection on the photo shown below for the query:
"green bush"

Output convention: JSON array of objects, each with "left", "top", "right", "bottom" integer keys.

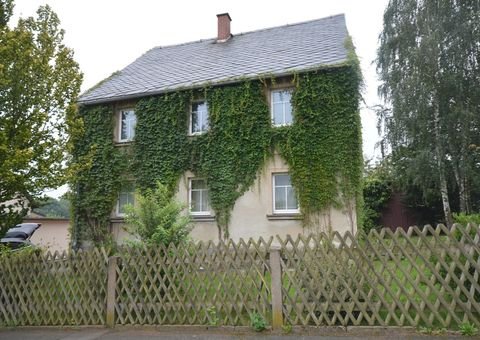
[
  {"left": 459, "top": 322, "right": 478, "bottom": 336},
  {"left": 124, "top": 181, "right": 192, "bottom": 246},
  {"left": 250, "top": 312, "right": 267, "bottom": 332},
  {"left": 453, "top": 213, "right": 480, "bottom": 226}
]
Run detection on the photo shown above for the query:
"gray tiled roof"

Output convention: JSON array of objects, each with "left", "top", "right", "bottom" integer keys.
[{"left": 79, "top": 14, "right": 349, "bottom": 104}]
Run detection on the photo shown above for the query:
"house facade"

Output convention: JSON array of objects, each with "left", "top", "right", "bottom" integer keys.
[{"left": 73, "top": 13, "right": 363, "bottom": 245}]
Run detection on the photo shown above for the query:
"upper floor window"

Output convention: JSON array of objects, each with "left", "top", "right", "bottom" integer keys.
[
  {"left": 271, "top": 89, "right": 293, "bottom": 126},
  {"left": 273, "top": 173, "right": 299, "bottom": 214},
  {"left": 189, "top": 178, "right": 210, "bottom": 215},
  {"left": 190, "top": 101, "right": 209, "bottom": 134},
  {"left": 119, "top": 109, "right": 136, "bottom": 142},
  {"left": 117, "top": 184, "right": 135, "bottom": 216}
]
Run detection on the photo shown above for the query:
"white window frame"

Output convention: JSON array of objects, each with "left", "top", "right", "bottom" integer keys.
[
  {"left": 116, "top": 186, "right": 135, "bottom": 217},
  {"left": 189, "top": 100, "right": 209, "bottom": 135},
  {"left": 272, "top": 173, "right": 299, "bottom": 214},
  {"left": 118, "top": 109, "right": 136, "bottom": 142},
  {"left": 271, "top": 89, "right": 293, "bottom": 127},
  {"left": 189, "top": 178, "right": 211, "bottom": 216}
]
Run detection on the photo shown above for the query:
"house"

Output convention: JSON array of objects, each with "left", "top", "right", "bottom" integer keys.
[{"left": 73, "top": 13, "right": 363, "bottom": 245}]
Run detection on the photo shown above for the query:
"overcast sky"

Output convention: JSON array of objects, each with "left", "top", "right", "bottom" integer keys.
[{"left": 12, "top": 0, "right": 389, "bottom": 196}]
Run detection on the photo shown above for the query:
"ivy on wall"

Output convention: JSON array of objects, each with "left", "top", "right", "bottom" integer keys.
[
  {"left": 278, "top": 67, "right": 363, "bottom": 226},
  {"left": 72, "top": 64, "right": 362, "bottom": 243},
  {"left": 70, "top": 105, "right": 127, "bottom": 247},
  {"left": 195, "top": 82, "right": 272, "bottom": 238}
]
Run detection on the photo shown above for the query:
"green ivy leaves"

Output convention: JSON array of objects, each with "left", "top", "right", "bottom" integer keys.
[{"left": 73, "top": 66, "right": 363, "bottom": 242}]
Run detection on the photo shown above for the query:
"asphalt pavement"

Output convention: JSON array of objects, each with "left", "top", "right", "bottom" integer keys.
[{"left": 0, "top": 326, "right": 468, "bottom": 339}]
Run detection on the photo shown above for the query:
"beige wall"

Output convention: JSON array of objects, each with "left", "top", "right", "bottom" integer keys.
[
  {"left": 176, "top": 153, "right": 357, "bottom": 243},
  {"left": 23, "top": 218, "right": 71, "bottom": 252}
]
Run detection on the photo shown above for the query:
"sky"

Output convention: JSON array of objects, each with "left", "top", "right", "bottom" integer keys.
[{"left": 11, "top": 0, "right": 389, "bottom": 197}]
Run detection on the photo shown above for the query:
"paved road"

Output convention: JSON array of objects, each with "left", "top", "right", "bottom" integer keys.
[{"left": 0, "top": 326, "right": 466, "bottom": 339}]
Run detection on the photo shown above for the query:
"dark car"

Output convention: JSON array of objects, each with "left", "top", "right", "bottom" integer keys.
[{"left": 0, "top": 223, "right": 41, "bottom": 250}]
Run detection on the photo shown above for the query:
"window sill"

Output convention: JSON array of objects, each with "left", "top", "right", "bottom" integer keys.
[
  {"left": 191, "top": 215, "right": 216, "bottom": 222},
  {"left": 115, "top": 141, "right": 133, "bottom": 147},
  {"left": 266, "top": 213, "right": 303, "bottom": 221},
  {"left": 111, "top": 216, "right": 125, "bottom": 222},
  {"left": 187, "top": 132, "right": 207, "bottom": 137}
]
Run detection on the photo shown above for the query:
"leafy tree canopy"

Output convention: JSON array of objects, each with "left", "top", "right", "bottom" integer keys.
[
  {"left": 0, "top": 0, "right": 82, "bottom": 236},
  {"left": 377, "top": 0, "right": 480, "bottom": 225}
]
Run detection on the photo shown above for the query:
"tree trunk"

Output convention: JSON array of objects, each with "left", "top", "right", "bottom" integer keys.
[{"left": 433, "top": 103, "right": 453, "bottom": 227}]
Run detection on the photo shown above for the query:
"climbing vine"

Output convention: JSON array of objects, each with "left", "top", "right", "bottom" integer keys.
[
  {"left": 195, "top": 82, "right": 272, "bottom": 238},
  {"left": 70, "top": 105, "right": 127, "bottom": 247},
  {"left": 72, "top": 64, "right": 362, "bottom": 242},
  {"left": 277, "top": 66, "right": 363, "bottom": 228}
]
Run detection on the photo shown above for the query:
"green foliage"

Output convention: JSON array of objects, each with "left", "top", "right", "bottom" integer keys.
[
  {"left": 196, "top": 82, "right": 271, "bottom": 236},
  {"left": 377, "top": 0, "right": 480, "bottom": 223},
  {"left": 0, "top": 2, "right": 82, "bottom": 237},
  {"left": 453, "top": 213, "right": 480, "bottom": 226},
  {"left": 124, "top": 181, "right": 192, "bottom": 246},
  {"left": 133, "top": 92, "right": 191, "bottom": 192},
  {"left": 282, "top": 323, "right": 292, "bottom": 334},
  {"left": 73, "top": 66, "right": 362, "bottom": 241},
  {"left": 0, "top": 242, "right": 44, "bottom": 259},
  {"left": 249, "top": 312, "right": 267, "bottom": 332},
  {"left": 70, "top": 105, "right": 127, "bottom": 247},
  {"left": 34, "top": 196, "right": 70, "bottom": 218},
  {"left": 206, "top": 306, "right": 219, "bottom": 326},
  {"left": 362, "top": 160, "right": 393, "bottom": 232},
  {"left": 277, "top": 67, "right": 363, "bottom": 225},
  {"left": 459, "top": 322, "right": 478, "bottom": 336},
  {"left": 418, "top": 327, "right": 446, "bottom": 335}
]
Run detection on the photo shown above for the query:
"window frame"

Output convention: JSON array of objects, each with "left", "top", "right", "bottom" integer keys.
[
  {"left": 270, "top": 88, "right": 294, "bottom": 127},
  {"left": 189, "top": 100, "right": 209, "bottom": 135},
  {"left": 116, "top": 185, "right": 135, "bottom": 217},
  {"left": 189, "top": 178, "right": 211, "bottom": 216},
  {"left": 118, "top": 108, "right": 136, "bottom": 142},
  {"left": 272, "top": 173, "right": 299, "bottom": 214}
]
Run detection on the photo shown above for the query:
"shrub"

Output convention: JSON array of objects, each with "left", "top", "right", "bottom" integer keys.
[
  {"left": 124, "top": 181, "right": 192, "bottom": 246},
  {"left": 250, "top": 312, "right": 267, "bottom": 332},
  {"left": 453, "top": 213, "right": 480, "bottom": 226},
  {"left": 459, "top": 322, "right": 478, "bottom": 336}
]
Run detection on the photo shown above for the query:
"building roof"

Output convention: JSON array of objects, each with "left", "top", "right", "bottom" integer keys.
[{"left": 78, "top": 14, "right": 349, "bottom": 105}]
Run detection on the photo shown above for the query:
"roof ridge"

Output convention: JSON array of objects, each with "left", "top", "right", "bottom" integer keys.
[{"left": 148, "top": 13, "right": 345, "bottom": 52}]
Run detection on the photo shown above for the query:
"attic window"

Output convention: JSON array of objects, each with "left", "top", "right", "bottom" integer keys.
[
  {"left": 271, "top": 89, "right": 293, "bottom": 126},
  {"left": 190, "top": 101, "right": 209, "bottom": 135}
]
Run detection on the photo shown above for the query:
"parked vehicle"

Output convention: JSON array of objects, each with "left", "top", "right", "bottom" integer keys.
[{"left": 0, "top": 223, "right": 41, "bottom": 250}]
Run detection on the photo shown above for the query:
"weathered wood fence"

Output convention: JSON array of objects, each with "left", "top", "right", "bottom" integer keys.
[{"left": 1, "top": 224, "right": 479, "bottom": 329}]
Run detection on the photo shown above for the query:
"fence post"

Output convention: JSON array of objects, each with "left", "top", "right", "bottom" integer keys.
[
  {"left": 269, "top": 246, "right": 283, "bottom": 329},
  {"left": 106, "top": 256, "right": 118, "bottom": 328}
]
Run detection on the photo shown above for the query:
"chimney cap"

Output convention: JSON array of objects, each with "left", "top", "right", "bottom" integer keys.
[{"left": 216, "top": 13, "right": 231, "bottom": 21}]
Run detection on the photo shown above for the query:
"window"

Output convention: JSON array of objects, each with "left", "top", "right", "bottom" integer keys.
[
  {"left": 116, "top": 185, "right": 135, "bottom": 216},
  {"left": 119, "top": 109, "right": 136, "bottom": 142},
  {"left": 271, "top": 89, "right": 293, "bottom": 126},
  {"left": 189, "top": 179, "right": 210, "bottom": 215},
  {"left": 190, "top": 101, "right": 209, "bottom": 134},
  {"left": 273, "top": 173, "right": 299, "bottom": 213}
]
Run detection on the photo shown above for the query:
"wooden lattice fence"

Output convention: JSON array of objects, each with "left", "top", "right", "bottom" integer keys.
[
  {"left": 113, "top": 238, "right": 272, "bottom": 325},
  {"left": 278, "top": 223, "right": 480, "bottom": 328},
  {"left": 0, "top": 223, "right": 479, "bottom": 329},
  {"left": 0, "top": 248, "right": 108, "bottom": 326}
]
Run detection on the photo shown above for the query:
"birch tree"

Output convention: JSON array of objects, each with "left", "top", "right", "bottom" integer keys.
[{"left": 377, "top": 0, "right": 480, "bottom": 225}]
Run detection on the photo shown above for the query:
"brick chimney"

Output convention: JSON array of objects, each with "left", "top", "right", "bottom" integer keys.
[{"left": 216, "top": 13, "right": 232, "bottom": 42}]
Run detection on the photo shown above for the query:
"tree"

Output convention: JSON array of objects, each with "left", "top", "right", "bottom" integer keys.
[
  {"left": 377, "top": 0, "right": 480, "bottom": 226},
  {"left": 0, "top": 0, "right": 82, "bottom": 236},
  {"left": 124, "top": 182, "right": 192, "bottom": 246},
  {"left": 34, "top": 196, "right": 70, "bottom": 218}
]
